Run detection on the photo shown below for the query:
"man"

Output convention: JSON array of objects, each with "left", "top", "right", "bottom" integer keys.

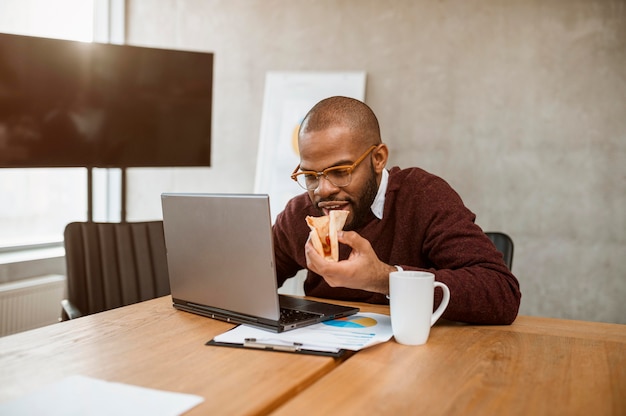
[{"left": 272, "top": 96, "right": 521, "bottom": 324}]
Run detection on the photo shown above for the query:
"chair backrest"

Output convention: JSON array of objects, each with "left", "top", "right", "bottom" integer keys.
[
  {"left": 63, "top": 221, "right": 170, "bottom": 318},
  {"left": 485, "top": 232, "right": 514, "bottom": 270}
]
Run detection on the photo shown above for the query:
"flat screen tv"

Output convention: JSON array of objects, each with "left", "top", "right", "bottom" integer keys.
[{"left": 0, "top": 33, "right": 213, "bottom": 168}]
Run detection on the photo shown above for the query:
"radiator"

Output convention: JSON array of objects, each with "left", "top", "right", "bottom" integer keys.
[{"left": 0, "top": 274, "right": 66, "bottom": 337}]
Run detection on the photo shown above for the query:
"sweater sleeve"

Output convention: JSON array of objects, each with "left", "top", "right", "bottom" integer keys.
[{"left": 391, "top": 169, "right": 521, "bottom": 324}]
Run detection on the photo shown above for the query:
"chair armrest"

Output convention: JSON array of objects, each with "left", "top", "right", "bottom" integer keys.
[{"left": 60, "top": 299, "right": 83, "bottom": 320}]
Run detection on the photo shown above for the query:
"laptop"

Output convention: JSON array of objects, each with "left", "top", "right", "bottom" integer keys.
[{"left": 161, "top": 193, "right": 359, "bottom": 332}]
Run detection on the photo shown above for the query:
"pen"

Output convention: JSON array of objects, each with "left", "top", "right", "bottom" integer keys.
[{"left": 244, "top": 338, "right": 303, "bottom": 352}]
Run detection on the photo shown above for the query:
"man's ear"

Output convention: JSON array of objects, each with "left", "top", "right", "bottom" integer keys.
[{"left": 372, "top": 144, "right": 389, "bottom": 173}]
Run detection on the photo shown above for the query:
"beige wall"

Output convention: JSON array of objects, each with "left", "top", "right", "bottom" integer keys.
[{"left": 125, "top": 0, "right": 626, "bottom": 324}]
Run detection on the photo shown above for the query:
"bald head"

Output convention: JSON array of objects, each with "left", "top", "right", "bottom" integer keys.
[{"left": 299, "top": 96, "right": 381, "bottom": 147}]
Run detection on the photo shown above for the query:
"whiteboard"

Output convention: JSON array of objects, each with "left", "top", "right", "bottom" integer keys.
[{"left": 254, "top": 71, "right": 367, "bottom": 222}]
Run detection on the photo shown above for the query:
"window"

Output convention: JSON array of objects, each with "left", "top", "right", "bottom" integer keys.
[
  {"left": 0, "top": 0, "right": 94, "bottom": 42},
  {"left": 0, "top": 0, "right": 95, "bottom": 248}
]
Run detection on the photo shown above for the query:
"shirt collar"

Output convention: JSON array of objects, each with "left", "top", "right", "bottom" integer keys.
[{"left": 370, "top": 168, "right": 388, "bottom": 220}]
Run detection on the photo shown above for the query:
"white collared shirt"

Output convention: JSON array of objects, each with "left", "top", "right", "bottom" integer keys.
[{"left": 370, "top": 168, "right": 388, "bottom": 220}]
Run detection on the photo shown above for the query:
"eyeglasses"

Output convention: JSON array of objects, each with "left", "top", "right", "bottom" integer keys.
[{"left": 291, "top": 145, "right": 377, "bottom": 190}]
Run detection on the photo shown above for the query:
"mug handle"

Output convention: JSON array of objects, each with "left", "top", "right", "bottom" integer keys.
[{"left": 431, "top": 282, "right": 450, "bottom": 326}]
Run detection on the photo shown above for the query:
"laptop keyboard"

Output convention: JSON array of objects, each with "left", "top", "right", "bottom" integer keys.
[{"left": 279, "top": 308, "right": 320, "bottom": 324}]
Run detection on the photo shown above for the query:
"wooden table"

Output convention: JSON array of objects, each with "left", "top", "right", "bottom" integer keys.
[
  {"left": 271, "top": 314, "right": 626, "bottom": 415},
  {"left": 0, "top": 296, "right": 344, "bottom": 415},
  {"left": 1, "top": 296, "right": 624, "bottom": 416}
]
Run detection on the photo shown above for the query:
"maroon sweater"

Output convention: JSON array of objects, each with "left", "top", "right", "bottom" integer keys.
[{"left": 272, "top": 166, "right": 521, "bottom": 324}]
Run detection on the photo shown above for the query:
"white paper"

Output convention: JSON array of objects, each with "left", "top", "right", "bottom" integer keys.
[
  {"left": 0, "top": 375, "right": 204, "bottom": 416},
  {"left": 213, "top": 312, "right": 393, "bottom": 352}
]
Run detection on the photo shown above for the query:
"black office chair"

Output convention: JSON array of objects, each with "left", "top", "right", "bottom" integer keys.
[
  {"left": 485, "top": 232, "right": 514, "bottom": 270},
  {"left": 61, "top": 221, "right": 170, "bottom": 320}
]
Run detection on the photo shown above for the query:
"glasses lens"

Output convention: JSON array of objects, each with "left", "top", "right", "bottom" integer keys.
[
  {"left": 325, "top": 168, "right": 351, "bottom": 187},
  {"left": 294, "top": 173, "right": 317, "bottom": 190}
]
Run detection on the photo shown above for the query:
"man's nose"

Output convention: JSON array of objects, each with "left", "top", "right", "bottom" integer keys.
[{"left": 314, "top": 175, "right": 340, "bottom": 197}]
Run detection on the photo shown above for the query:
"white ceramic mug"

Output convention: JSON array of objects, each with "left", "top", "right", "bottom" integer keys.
[{"left": 389, "top": 271, "right": 450, "bottom": 345}]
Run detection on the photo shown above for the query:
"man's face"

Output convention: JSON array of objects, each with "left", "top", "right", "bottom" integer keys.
[{"left": 297, "top": 126, "right": 379, "bottom": 230}]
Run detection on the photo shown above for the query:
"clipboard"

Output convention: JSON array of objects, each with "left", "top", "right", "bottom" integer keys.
[
  {"left": 205, "top": 339, "right": 347, "bottom": 358},
  {"left": 207, "top": 313, "right": 393, "bottom": 357}
]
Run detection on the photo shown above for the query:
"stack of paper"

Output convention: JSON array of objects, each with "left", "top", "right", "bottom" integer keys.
[{"left": 213, "top": 312, "right": 393, "bottom": 353}]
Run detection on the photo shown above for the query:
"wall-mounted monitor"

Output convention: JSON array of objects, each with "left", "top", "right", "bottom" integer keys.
[{"left": 0, "top": 33, "right": 213, "bottom": 168}]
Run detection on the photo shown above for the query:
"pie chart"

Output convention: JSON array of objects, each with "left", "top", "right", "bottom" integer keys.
[{"left": 323, "top": 315, "right": 377, "bottom": 328}]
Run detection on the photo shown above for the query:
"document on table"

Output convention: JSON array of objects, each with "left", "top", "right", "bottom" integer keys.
[
  {"left": 0, "top": 375, "right": 204, "bottom": 416},
  {"left": 213, "top": 312, "right": 393, "bottom": 353}
]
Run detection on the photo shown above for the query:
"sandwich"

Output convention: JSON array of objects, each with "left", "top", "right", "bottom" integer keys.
[{"left": 306, "top": 210, "right": 349, "bottom": 261}]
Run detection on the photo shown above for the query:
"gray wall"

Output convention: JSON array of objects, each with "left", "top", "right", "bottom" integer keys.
[{"left": 125, "top": 0, "right": 626, "bottom": 324}]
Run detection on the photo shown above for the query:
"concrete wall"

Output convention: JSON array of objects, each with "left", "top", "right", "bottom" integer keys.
[{"left": 125, "top": 0, "right": 626, "bottom": 324}]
